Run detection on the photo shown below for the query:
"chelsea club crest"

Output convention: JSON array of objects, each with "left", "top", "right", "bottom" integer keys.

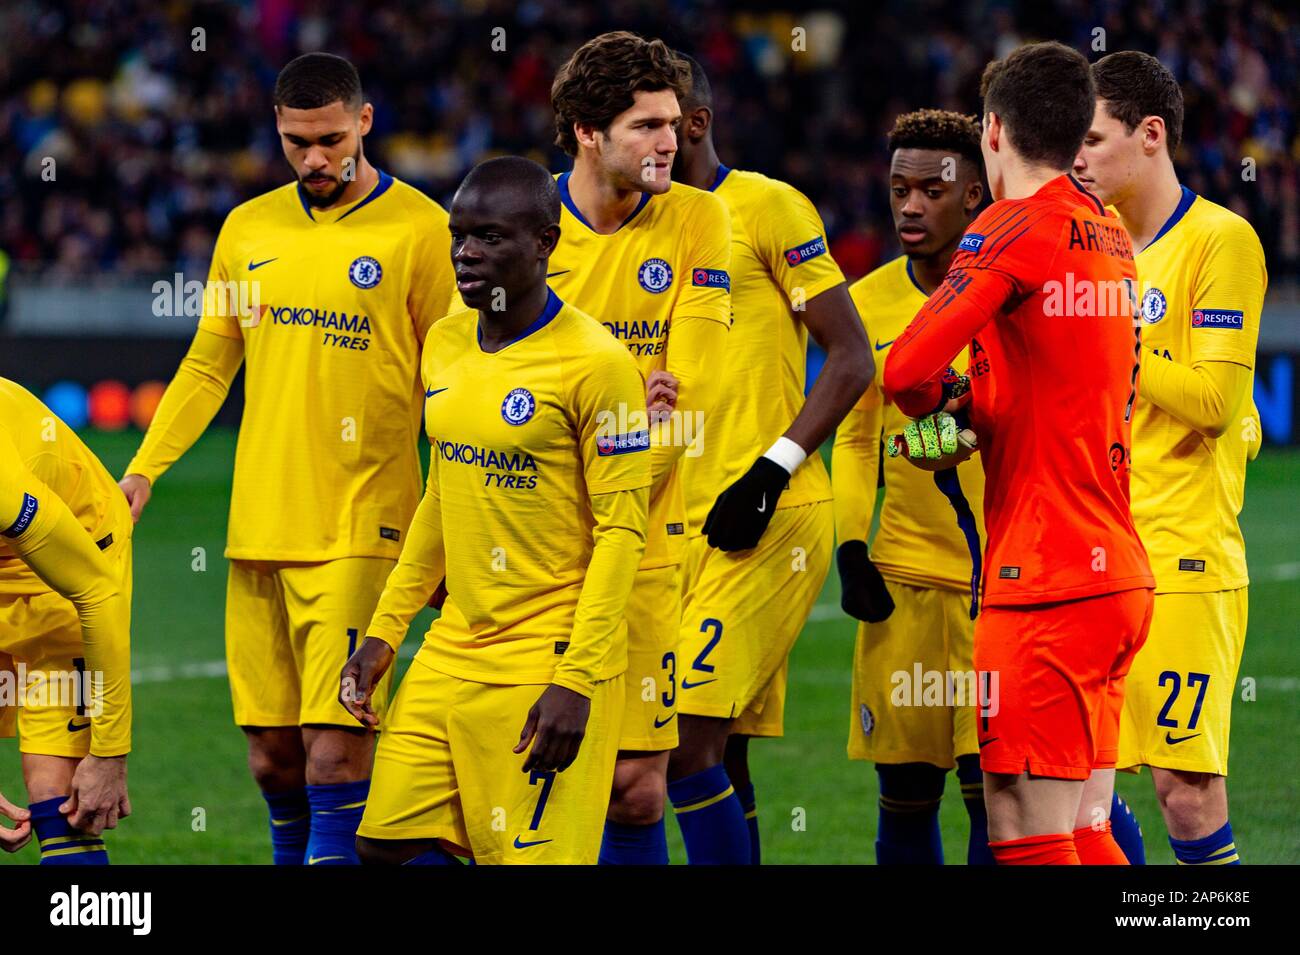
[
  {"left": 637, "top": 258, "right": 673, "bottom": 294},
  {"left": 349, "top": 256, "right": 383, "bottom": 289},
  {"left": 501, "top": 387, "right": 536, "bottom": 425},
  {"left": 1141, "top": 287, "right": 1167, "bottom": 324}
]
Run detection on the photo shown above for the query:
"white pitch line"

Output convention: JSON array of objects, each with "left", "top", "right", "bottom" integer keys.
[{"left": 127, "top": 561, "right": 1300, "bottom": 687}]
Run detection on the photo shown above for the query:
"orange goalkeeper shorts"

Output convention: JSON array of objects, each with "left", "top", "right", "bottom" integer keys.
[{"left": 973, "top": 587, "right": 1153, "bottom": 780}]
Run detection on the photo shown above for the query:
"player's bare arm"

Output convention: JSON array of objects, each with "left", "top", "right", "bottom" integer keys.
[{"left": 785, "top": 284, "right": 874, "bottom": 454}]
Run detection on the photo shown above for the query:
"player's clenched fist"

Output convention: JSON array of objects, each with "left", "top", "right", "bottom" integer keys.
[
  {"left": 339, "top": 637, "right": 395, "bottom": 729},
  {"left": 514, "top": 684, "right": 591, "bottom": 773},
  {"left": 646, "top": 369, "right": 678, "bottom": 425},
  {"left": 886, "top": 412, "right": 978, "bottom": 472}
]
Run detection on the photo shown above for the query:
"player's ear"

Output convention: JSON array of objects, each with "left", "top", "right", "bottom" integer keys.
[
  {"left": 1142, "top": 115, "right": 1164, "bottom": 157},
  {"left": 538, "top": 223, "right": 561, "bottom": 259},
  {"left": 358, "top": 102, "right": 374, "bottom": 137},
  {"left": 573, "top": 121, "right": 600, "bottom": 151},
  {"left": 687, "top": 106, "right": 710, "bottom": 142},
  {"left": 965, "top": 178, "right": 984, "bottom": 215}
]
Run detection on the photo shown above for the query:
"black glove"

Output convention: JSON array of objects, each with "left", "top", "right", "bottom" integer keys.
[
  {"left": 703, "top": 456, "right": 790, "bottom": 551},
  {"left": 837, "top": 540, "right": 895, "bottom": 622}
]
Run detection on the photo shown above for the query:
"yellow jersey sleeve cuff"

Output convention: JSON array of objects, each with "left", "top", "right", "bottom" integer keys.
[{"left": 550, "top": 672, "right": 595, "bottom": 699}]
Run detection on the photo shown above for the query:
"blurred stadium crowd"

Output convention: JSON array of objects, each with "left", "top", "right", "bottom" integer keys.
[{"left": 0, "top": 0, "right": 1296, "bottom": 288}]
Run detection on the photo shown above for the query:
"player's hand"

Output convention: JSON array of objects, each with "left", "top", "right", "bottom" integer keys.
[
  {"left": 339, "top": 637, "right": 395, "bottom": 729},
  {"left": 938, "top": 368, "right": 972, "bottom": 414},
  {"left": 886, "top": 412, "right": 977, "bottom": 472},
  {"left": 646, "top": 369, "right": 678, "bottom": 425},
  {"left": 0, "top": 790, "right": 32, "bottom": 853},
  {"left": 62, "top": 755, "right": 130, "bottom": 836},
  {"left": 836, "top": 540, "right": 895, "bottom": 623},
  {"left": 514, "top": 684, "right": 591, "bottom": 773},
  {"left": 428, "top": 577, "right": 448, "bottom": 610},
  {"left": 703, "top": 456, "right": 790, "bottom": 551},
  {"left": 118, "top": 474, "right": 152, "bottom": 523}
]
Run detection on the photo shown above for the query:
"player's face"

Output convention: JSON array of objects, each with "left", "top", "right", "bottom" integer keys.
[
  {"left": 1074, "top": 101, "right": 1142, "bottom": 206},
  {"left": 588, "top": 88, "right": 681, "bottom": 195},
  {"left": 276, "top": 101, "right": 373, "bottom": 208},
  {"left": 889, "top": 148, "right": 981, "bottom": 259},
  {"left": 448, "top": 188, "right": 558, "bottom": 311}
]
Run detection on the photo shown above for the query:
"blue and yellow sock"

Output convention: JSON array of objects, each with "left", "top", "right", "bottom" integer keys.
[
  {"left": 305, "top": 779, "right": 369, "bottom": 865},
  {"left": 29, "top": 796, "right": 108, "bottom": 865},
  {"left": 263, "top": 788, "right": 310, "bottom": 865},
  {"left": 956, "top": 754, "right": 994, "bottom": 865},
  {"left": 1110, "top": 791, "right": 1145, "bottom": 865},
  {"left": 875, "top": 763, "right": 945, "bottom": 865},
  {"left": 668, "top": 765, "right": 750, "bottom": 865},
  {"left": 735, "top": 781, "right": 760, "bottom": 865},
  {"left": 1170, "top": 820, "right": 1239, "bottom": 865},
  {"left": 599, "top": 818, "right": 669, "bottom": 865}
]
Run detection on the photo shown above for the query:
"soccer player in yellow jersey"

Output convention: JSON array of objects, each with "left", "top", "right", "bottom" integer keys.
[
  {"left": 338, "top": 157, "right": 649, "bottom": 865},
  {"left": 0, "top": 379, "right": 133, "bottom": 864},
  {"left": 832, "top": 111, "right": 992, "bottom": 865},
  {"left": 117, "top": 54, "right": 457, "bottom": 865},
  {"left": 1075, "top": 51, "right": 1266, "bottom": 866},
  {"left": 671, "top": 55, "right": 872, "bottom": 865},
  {"left": 546, "top": 33, "right": 733, "bottom": 865}
]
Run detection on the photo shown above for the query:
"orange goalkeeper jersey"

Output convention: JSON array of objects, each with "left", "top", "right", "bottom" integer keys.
[{"left": 884, "top": 174, "right": 1154, "bottom": 608}]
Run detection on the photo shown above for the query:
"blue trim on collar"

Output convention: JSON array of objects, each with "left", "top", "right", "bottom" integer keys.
[
  {"left": 297, "top": 169, "right": 394, "bottom": 222},
  {"left": 1147, "top": 185, "right": 1198, "bottom": 250},
  {"left": 709, "top": 164, "right": 732, "bottom": 192},
  {"left": 478, "top": 287, "right": 563, "bottom": 351},
  {"left": 557, "top": 172, "right": 650, "bottom": 232},
  {"left": 1067, "top": 174, "right": 1106, "bottom": 215},
  {"left": 905, "top": 258, "right": 927, "bottom": 295}
]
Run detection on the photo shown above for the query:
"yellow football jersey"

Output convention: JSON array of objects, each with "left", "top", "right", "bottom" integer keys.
[
  {"left": 412, "top": 292, "right": 652, "bottom": 687},
  {"left": 835, "top": 256, "right": 986, "bottom": 596},
  {"left": 547, "top": 173, "right": 731, "bottom": 567},
  {"left": 680, "top": 167, "right": 840, "bottom": 531},
  {"left": 0, "top": 378, "right": 130, "bottom": 594},
  {"left": 1130, "top": 189, "right": 1266, "bottom": 592},
  {"left": 132, "top": 171, "right": 457, "bottom": 562}
]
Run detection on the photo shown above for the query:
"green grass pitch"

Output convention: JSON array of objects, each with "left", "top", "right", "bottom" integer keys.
[{"left": 2, "top": 430, "right": 1296, "bottom": 864}]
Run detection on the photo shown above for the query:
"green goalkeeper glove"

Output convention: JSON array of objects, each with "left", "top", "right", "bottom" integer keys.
[{"left": 886, "top": 412, "right": 977, "bottom": 463}]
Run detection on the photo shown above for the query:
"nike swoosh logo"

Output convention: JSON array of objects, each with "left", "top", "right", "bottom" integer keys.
[
  {"left": 513, "top": 836, "right": 553, "bottom": 849},
  {"left": 271, "top": 814, "right": 308, "bottom": 827},
  {"left": 1165, "top": 731, "right": 1202, "bottom": 745},
  {"left": 978, "top": 737, "right": 999, "bottom": 748},
  {"left": 426, "top": 387, "right": 449, "bottom": 398},
  {"left": 874, "top": 338, "right": 895, "bottom": 352},
  {"left": 67, "top": 719, "right": 91, "bottom": 733},
  {"left": 248, "top": 258, "right": 278, "bottom": 271},
  {"left": 680, "top": 677, "right": 716, "bottom": 690},
  {"left": 545, "top": 270, "right": 571, "bottom": 278},
  {"left": 653, "top": 712, "right": 677, "bottom": 728},
  {"left": 757, "top": 494, "right": 767, "bottom": 514},
  {"left": 307, "top": 855, "right": 347, "bottom": 864}
]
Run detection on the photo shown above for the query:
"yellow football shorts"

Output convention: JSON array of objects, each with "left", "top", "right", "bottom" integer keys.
[
  {"left": 0, "top": 535, "right": 133, "bottom": 758},
  {"left": 620, "top": 564, "right": 681, "bottom": 751},
  {"left": 677, "top": 501, "right": 833, "bottom": 737},
  {"left": 847, "top": 580, "right": 978, "bottom": 767},
  {"left": 358, "top": 657, "right": 623, "bottom": 864},
  {"left": 225, "top": 557, "right": 396, "bottom": 728},
  {"left": 1117, "top": 588, "right": 1247, "bottom": 776}
]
